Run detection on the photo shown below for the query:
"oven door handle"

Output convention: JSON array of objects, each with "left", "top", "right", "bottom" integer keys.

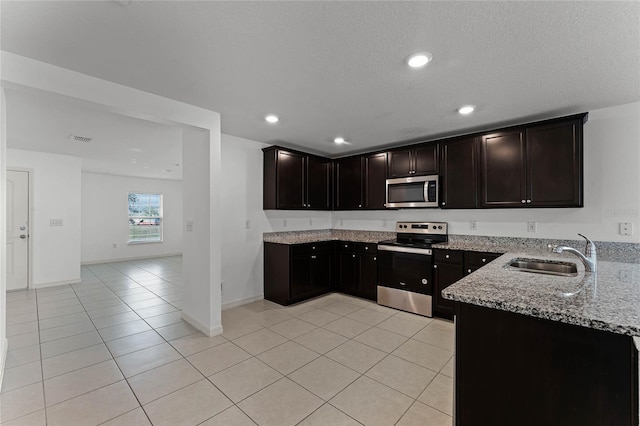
[{"left": 377, "top": 245, "right": 432, "bottom": 255}]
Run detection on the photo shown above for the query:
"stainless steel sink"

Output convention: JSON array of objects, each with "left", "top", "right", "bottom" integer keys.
[{"left": 505, "top": 258, "right": 578, "bottom": 277}]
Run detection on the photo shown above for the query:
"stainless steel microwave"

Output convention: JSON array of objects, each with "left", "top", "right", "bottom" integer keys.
[{"left": 386, "top": 175, "right": 439, "bottom": 208}]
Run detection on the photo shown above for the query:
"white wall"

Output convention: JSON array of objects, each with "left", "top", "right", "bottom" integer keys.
[
  {"left": 220, "top": 134, "right": 331, "bottom": 307},
  {"left": 332, "top": 102, "right": 640, "bottom": 244},
  {"left": 81, "top": 172, "right": 183, "bottom": 263},
  {"left": 7, "top": 149, "right": 82, "bottom": 287},
  {"left": 1, "top": 89, "right": 8, "bottom": 390}
]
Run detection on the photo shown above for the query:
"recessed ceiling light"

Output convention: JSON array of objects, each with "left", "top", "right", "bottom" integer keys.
[
  {"left": 334, "top": 137, "right": 347, "bottom": 144},
  {"left": 407, "top": 52, "right": 433, "bottom": 68},
  {"left": 144, "top": 166, "right": 150, "bottom": 169},
  {"left": 163, "top": 169, "right": 172, "bottom": 173},
  {"left": 458, "top": 105, "right": 475, "bottom": 115},
  {"left": 265, "top": 115, "right": 279, "bottom": 124}
]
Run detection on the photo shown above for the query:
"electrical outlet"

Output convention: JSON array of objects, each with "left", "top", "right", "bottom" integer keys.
[
  {"left": 309, "top": 219, "right": 313, "bottom": 226},
  {"left": 340, "top": 219, "right": 344, "bottom": 226},
  {"left": 470, "top": 221, "right": 478, "bottom": 231},
  {"left": 527, "top": 222, "right": 537, "bottom": 233},
  {"left": 620, "top": 222, "right": 633, "bottom": 236},
  {"left": 50, "top": 219, "right": 64, "bottom": 226},
  {"left": 283, "top": 219, "right": 287, "bottom": 227},
  {"left": 245, "top": 220, "right": 251, "bottom": 229}
]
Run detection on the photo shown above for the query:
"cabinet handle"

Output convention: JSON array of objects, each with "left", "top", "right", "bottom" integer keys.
[
  {"left": 521, "top": 200, "right": 526, "bottom": 204},
  {"left": 433, "top": 264, "right": 438, "bottom": 269},
  {"left": 468, "top": 269, "right": 472, "bottom": 273},
  {"left": 527, "top": 199, "right": 532, "bottom": 203},
  {"left": 352, "top": 254, "right": 356, "bottom": 258},
  {"left": 312, "top": 246, "right": 316, "bottom": 250},
  {"left": 365, "top": 247, "right": 369, "bottom": 250},
  {"left": 482, "top": 258, "right": 486, "bottom": 263},
  {"left": 311, "top": 255, "right": 317, "bottom": 259},
  {"left": 373, "top": 257, "right": 376, "bottom": 261},
  {"left": 445, "top": 254, "right": 450, "bottom": 259},
  {"left": 441, "top": 202, "right": 446, "bottom": 206},
  {"left": 358, "top": 204, "right": 362, "bottom": 208}
]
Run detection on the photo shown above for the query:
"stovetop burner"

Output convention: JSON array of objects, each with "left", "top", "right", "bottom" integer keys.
[{"left": 379, "top": 221, "right": 449, "bottom": 248}]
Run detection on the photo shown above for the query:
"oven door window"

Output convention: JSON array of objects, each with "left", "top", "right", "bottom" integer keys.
[
  {"left": 387, "top": 182, "right": 426, "bottom": 204},
  {"left": 377, "top": 251, "right": 433, "bottom": 295}
]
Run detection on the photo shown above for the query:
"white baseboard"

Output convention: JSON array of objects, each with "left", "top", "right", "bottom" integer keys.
[
  {"left": 32, "top": 278, "right": 81, "bottom": 289},
  {"left": 222, "top": 294, "right": 264, "bottom": 311},
  {"left": 0, "top": 337, "right": 8, "bottom": 392},
  {"left": 181, "top": 311, "right": 223, "bottom": 337},
  {"left": 81, "top": 252, "right": 183, "bottom": 265}
]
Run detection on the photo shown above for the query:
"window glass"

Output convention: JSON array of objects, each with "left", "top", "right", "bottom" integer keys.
[{"left": 128, "top": 192, "right": 163, "bottom": 243}]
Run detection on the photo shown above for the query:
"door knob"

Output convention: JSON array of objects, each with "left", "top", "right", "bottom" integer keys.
[{"left": 20, "top": 234, "right": 27, "bottom": 239}]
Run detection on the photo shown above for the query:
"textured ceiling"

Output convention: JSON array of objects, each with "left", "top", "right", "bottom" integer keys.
[
  {"left": 5, "top": 89, "right": 183, "bottom": 180},
  {"left": 1, "top": 1, "right": 639, "bottom": 156}
]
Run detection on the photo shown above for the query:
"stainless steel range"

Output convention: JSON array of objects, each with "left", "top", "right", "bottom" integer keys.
[{"left": 377, "top": 221, "right": 448, "bottom": 317}]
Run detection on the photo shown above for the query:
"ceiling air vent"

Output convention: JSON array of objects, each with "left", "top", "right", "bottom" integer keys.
[{"left": 69, "top": 135, "right": 93, "bottom": 143}]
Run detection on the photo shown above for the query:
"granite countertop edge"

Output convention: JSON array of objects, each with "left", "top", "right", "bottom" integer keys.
[{"left": 442, "top": 253, "right": 640, "bottom": 337}]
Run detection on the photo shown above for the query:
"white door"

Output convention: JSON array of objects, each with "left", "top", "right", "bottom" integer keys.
[{"left": 6, "top": 170, "right": 29, "bottom": 290}]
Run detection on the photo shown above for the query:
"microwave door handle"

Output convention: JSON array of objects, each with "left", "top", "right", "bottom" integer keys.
[{"left": 423, "top": 181, "right": 429, "bottom": 203}]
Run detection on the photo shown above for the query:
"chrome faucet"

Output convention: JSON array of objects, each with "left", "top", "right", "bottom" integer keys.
[{"left": 548, "top": 234, "right": 597, "bottom": 273}]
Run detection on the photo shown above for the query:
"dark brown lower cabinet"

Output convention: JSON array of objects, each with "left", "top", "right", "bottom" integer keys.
[
  {"left": 264, "top": 241, "right": 334, "bottom": 305},
  {"left": 433, "top": 250, "right": 502, "bottom": 320},
  {"left": 336, "top": 241, "right": 378, "bottom": 301},
  {"left": 265, "top": 240, "right": 378, "bottom": 305},
  {"left": 454, "top": 303, "right": 638, "bottom": 426}
]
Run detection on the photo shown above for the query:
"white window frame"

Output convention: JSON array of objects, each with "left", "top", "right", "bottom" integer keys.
[{"left": 128, "top": 192, "right": 163, "bottom": 244}]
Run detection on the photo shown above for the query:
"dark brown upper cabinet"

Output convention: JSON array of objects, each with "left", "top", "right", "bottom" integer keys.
[
  {"left": 440, "top": 136, "right": 479, "bottom": 209},
  {"left": 481, "top": 129, "right": 527, "bottom": 208},
  {"left": 387, "top": 143, "right": 439, "bottom": 178},
  {"left": 335, "top": 152, "right": 387, "bottom": 210},
  {"left": 526, "top": 119, "right": 583, "bottom": 207},
  {"left": 263, "top": 146, "right": 332, "bottom": 210},
  {"left": 480, "top": 116, "right": 584, "bottom": 208}
]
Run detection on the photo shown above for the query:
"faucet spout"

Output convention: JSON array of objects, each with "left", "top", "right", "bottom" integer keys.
[{"left": 548, "top": 234, "right": 597, "bottom": 273}]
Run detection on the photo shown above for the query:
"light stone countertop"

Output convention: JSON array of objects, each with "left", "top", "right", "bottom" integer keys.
[
  {"left": 442, "top": 252, "right": 640, "bottom": 337},
  {"left": 263, "top": 229, "right": 395, "bottom": 245}
]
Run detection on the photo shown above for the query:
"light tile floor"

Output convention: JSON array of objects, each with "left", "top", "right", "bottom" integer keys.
[{"left": 1, "top": 256, "right": 453, "bottom": 426}]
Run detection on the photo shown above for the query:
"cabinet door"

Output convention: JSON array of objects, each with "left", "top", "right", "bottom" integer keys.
[
  {"left": 481, "top": 130, "right": 526, "bottom": 207},
  {"left": 337, "top": 250, "right": 358, "bottom": 295},
  {"left": 441, "top": 137, "right": 478, "bottom": 209},
  {"left": 306, "top": 155, "right": 332, "bottom": 210},
  {"left": 434, "top": 262, "right": 465, "bottom": 319},
  {"left": 311, "top": 251, "right": 333, "bottom": 294},
  {"left": 277, "top": 150, "right": 305, "bottom": 209},
  {"left": 358, "top": 253, "right": 378, "bottom": 301},
  {"left": 387, "top": 149, "right": 413, "bottom": 178},
  {"left": 335, "top": 157, "right": 362, "bottom": 209},
  {"left": 363, "top": 153, "right": 387, "bottom": 209},
  {"left": 526, "top": 120, "right": 583, "bottom": 207},
  {"left": 413, "top": 144, "right": 438, "bottom": 175},
  {"left": 290, "top": 254, "right": 313, "bottom": 300}
]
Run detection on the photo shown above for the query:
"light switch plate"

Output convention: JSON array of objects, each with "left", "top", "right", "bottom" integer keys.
[
  {"left": 620, "top": 222, "right": 633, "bottom": 236},
  {"left": 470, "top": 221, "right": 478, "bottom": 231},
  {"left": 527, "top": 222, "right": 537, "bottom": 233}
]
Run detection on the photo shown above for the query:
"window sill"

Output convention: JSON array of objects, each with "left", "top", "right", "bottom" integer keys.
[{"left": 128, "top": 240, "right": 163, "bottom": 245}]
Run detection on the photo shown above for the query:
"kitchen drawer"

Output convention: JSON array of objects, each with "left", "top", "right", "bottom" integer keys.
[
  {"left": 291, "top": 241, "right": 334, "bottom": 255},
  {"left": 435, "top": 249, "right": 464, "bottom": 264},
  {"left": 336, "top": 241, "right": 356, "bottom": 252},
  {"left": 357, "top": 242, "right": 378, "bottom": 254},
  {"left": 466, "top": 251, "right": 502, "bottom": 267}
]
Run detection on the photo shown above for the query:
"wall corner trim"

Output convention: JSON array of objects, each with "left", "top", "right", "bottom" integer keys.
[
  {"left": 181, "top": 311, "right": 223, "bottom": 337},
  {"left": 0, "top": 337, "right": 8, "bottom": 392}
]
